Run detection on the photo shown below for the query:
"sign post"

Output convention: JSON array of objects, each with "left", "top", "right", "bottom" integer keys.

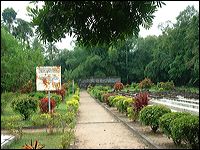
[
  {"left": 48, "top": 91, "right": 51, "bottom": 113},
  {"left": 36, "top": 66, "right": 61, "bottom": 113}
]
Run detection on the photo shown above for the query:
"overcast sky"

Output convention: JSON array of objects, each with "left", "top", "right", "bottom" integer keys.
[{"left": 1, "top": 1, "right": 199, "bottom": 50}]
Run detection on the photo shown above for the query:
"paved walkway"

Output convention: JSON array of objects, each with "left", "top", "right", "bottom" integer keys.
[{"left": 74, "top": 91, "right": 148, "bottom": 149}]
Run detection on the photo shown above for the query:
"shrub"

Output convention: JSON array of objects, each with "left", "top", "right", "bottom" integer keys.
[
  {"left": 157, "top": 81, "right": 175, "bottom": 90},
  {"left": 134, "top": 92, "right": 149, "bottom": 112},
  {"left": 39, "top": 98, "right": 56, "bottom": 113},
  {"left": 170, "top": 115, "right": 199, "bottom": 148},
  {"left": 139, "top": 105, "right": 171, "bottom": 132},
  {"left": 72, "top": 94, "right": 80, "bottom": 101},
  {"left": 111, "top": 95, "right": 125, "bottom": 108},
  {"left": 159, "top": 112, "right": 191, "bottom": 138},
  {"left": 139, "top": 78, "right": 153, "bottom": 89},
  {"left": 127, "top": 106, "right": 135, "bottom": 120},
  {"left": 30, "top": 92, "right": 46, "bottom": 100},
  {"left": 51, "top": 94, "right": 62, "bottom": 108},
  {"left": 114, "top": 81, "right": 124, "bottom": 91},
  {"left": 66, "top": 99, "right": 79, "bottom": 114},
  {"left": 122, "top": 97, "right": 134, "bottom": 115},
  {"left": 102, "top": 93, "right": 113, "bottom": 104},
  {"left": 11, "top": 95, "right": 38, "bottom": 120},
  {"left": 108, "top": 95, "right": 117, "bottom": 107},
  {"left": 31, "top": 113, "right": 62, "bottom": 134},
  {"left": 1, "top": 92, "right": 15, "bottom": 113},
  {"left": 131, "top": 82, "right": 138, "bottom": 88},
  {"left": 60, "top": 130, "right": 75, "bottom": 149},
  {"left": 55, "top": 88, "right": 66, "bottom": 101},
  {"left": 61, "top": 112, "right": 76, "bottom": 132},
  {"left": 127, "top": 92, "right": 149, "bottom": 121},
  {"left": 20, "top": 80, "right": 33, "bottom": 93}
]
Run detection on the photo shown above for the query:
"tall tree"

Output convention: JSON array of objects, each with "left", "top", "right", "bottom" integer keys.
[
  {"left": 2, "top": 7, "right": 17, "bottom": 33},
  {"left": 27, "top": 1, "right": 165, "bottom": 46},
  {"left": 12, "top": 18, "right": 34, "bottom": 47}
]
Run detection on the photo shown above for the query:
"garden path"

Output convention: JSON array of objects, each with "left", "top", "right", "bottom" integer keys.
[{"left": 74, "top": 91, "right": 148, "bottom": 149}]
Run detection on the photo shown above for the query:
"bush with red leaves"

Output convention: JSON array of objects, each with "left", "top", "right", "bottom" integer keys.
[
  {"left": 53, "top": 88, "right": 66, "bottom": 101},
  {"left": 102, "top": 93, "right": 116, "bottom": 105},
  {"left": 39, "top": 98, "right": 56, "bottom": 113},
  {"left": 139, "top": 78, "right": 153, "bottom": 89},
  {"left": 133, "top": 92, "right": 149, "bottom": 112},
  {"left": 114, "top": 81, "right": 124, "bottom": 91}
]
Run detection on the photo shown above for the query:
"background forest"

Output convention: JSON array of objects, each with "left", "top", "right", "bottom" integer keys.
[{"left": 1, "top": 5, "right": 199, "bottom": 93}]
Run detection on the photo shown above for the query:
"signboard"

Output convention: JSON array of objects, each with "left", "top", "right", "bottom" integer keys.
[{"left": 36, "top": 66, "right": 61, "bottom": 91}]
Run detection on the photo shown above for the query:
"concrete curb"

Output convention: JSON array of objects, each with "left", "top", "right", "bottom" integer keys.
[{"left": 89, "top": 94, "right": 161, "bottom": 149}]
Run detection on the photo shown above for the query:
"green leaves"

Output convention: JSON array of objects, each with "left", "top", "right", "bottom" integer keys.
[{"left": 28, "top": 1, "right": 165, "bottom": 46}]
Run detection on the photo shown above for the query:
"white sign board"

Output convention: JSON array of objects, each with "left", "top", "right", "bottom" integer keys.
[{"left": 36, "top": 66, "right": 61, "bottom": 91}]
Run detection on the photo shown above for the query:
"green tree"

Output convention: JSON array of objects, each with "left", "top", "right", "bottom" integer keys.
[
  {"left": 2, "top": 7, "right": 17, "bottom": 33},
  {"left": 12, "top": 18, "right": 34, "bottom": 47},
  {"left": 27, "top": 1, "right": 165, "bottom": 46}
]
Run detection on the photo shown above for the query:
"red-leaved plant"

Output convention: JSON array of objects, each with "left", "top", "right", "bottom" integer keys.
[
  {"left": 133, "top": 92, "right": 149, "bottom": 112},
  {"left": 39, "top": 98, "right": 56, "bottom": 113},
  {"left": 114, "top": 81, "right": 124, "bottom": 91},
  {"left": 55, "top": 88, "right": 65, "bottom": 101},
  {"left": 102, "top": 93, "right": 116, "bottom": 105}
]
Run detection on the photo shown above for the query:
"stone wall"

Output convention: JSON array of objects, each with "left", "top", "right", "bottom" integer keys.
[{"left": 78, "top": 77, "right": 121, "bottom": 89}]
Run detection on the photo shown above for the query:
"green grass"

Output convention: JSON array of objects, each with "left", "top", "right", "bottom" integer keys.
[{"left": 6, "top": 132, "right": 64, "bottom": 149}]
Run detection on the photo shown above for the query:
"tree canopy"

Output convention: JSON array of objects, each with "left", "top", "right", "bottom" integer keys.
[{"left": 28, "top": 1, "right": 165, "bottom": 46}]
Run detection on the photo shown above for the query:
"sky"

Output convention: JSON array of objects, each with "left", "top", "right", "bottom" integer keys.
[{"left": 1, "top": 1, "right": 199, "bottom": 50}]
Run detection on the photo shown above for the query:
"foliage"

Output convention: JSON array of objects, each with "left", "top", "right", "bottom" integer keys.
[
  {"left": 31, "top": 112, "right": 61, "bottom": 134},
  {"left": 159, "top": 112, "right": 191, "bottom": 139},
  {"left": 128, "top": 92, "right": 149, "bottom": 121},
  {"left": 114, "top": 81, "right": 124, "bottom": 91},
  {"left": 11, "top": 95, "right": 38, "bottom": 120},
  {"left": 134, "top": 92, "right": 149, "bottom": 112},
  {"left": 22, "top": 139, "right": 45, "bottom": 149},
  {"left": 2, "top": 7, "right": 17, "bottom": 32},
  {"left": 1, "top": 27, "right": 44, "bottom": 93},
  {"left": 170, "top": 115, "right": 199, "bottom": 148},
  {"left": 1, "top": 115, "right": 23, "bottom": 139},
  {"left": 139, "top": 78, "right": 153, "bottom": 89},
  {"left": 28, "top": 1, "right": 165, "bottom": 46},
  {"left": 39, "top": 98, "right": 56, "bottom": 113},
  {"left": 157, "top": 81, "right": 175, "bottom": 90},
  {"left": 66, "top": 98, "right": 79, "bottom": 114},
  {"left": 139, "top": 105, "right": 171, "bottom": 132},
  {"left": 102, "top": 93, "right": 116, "bottom": 105},
  {"left": 51, "top": 93, "right": 62, "bottom": 108},
  {"left": 29, "top": 92, "right": 46, "bottom": 100},
  {"left": 1, "top": 92, "right": 15, "bottom": 113},
  {"left": 54, "top": 88, "right": 66, "bottom": 101},
  {"left": 107, "top": 95, "right": 117, "bottom": 107},
  {"left": 20, "top": 80, "right": 33, "bottom": 93},
  {"left": 72, "top": 94, "right": 80, "bottom": 101},
  {"left": 12, "top": 18, "right": 34, "bottom": 47},
  {"left": 60, "top": 130, "right": 75, "bottom": 149}
]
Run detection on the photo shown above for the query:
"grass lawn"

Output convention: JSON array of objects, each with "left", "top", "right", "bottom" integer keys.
[{"left": 6, "top": 132, "right": 64, "bottom": 149}]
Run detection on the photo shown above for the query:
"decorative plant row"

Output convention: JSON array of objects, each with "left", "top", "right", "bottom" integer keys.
[{"left": 87, "top": 85, "right": 199, "bottom": 149}]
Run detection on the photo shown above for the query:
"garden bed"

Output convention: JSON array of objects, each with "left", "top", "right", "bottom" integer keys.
[{"left": 99, "top": 101, "right": 192, "bottom": 149}]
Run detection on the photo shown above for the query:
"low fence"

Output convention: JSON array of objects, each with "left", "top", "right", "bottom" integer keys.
[{"left": 78, "top": 77, "right": 121, "bottom": 89}]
